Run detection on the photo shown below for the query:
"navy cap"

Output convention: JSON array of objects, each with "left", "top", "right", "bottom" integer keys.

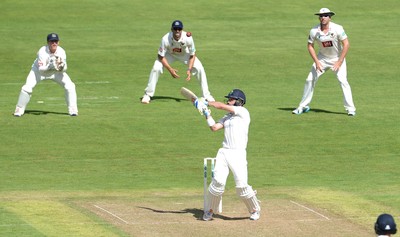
[
  {"left": 47, "top": 33, "right": 59, "bottom": 41},
  {"left": 171, "top": 20, "right": 183, "bottom": 29}
]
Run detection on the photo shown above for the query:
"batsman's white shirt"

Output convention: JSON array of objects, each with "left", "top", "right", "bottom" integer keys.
[
  {"left": 214, "top": 106, "right": 250, "bottom": 187},
  {"left": 308, "top": 22, "right": 347, "bottom": 60},
  {"left": 158, "top": 31, "right": 195, "bottom": 62},
  {"left": 219, "top": 106, "right": 250, "bottom": 150}
]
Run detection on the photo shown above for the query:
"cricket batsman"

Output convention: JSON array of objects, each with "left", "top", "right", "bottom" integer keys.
[
  {"left": 196, "top": 89, "right": 261, "bottom": 221},
  {"left": 13, "top": 33, "right": 78, "bottom": 116}
]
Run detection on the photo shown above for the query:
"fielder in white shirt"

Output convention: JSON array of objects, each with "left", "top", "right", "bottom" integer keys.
[
  {"left": 199, "top": 89, "right": 261, "bottom": 221},
  {"left": 292, "top": 8, "right": 356, "bottom": 116},
  {"left": 141, "top": 20, "right": 214, "bottom": 104},
  {"left": 13, "top": 33, "right": 78, "bottom": 117}
]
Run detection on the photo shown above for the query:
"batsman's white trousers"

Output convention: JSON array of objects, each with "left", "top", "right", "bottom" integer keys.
[
  {"left": 213, "top": 148, "right": 248, "bottom": 187},
  {"left": 144, "top": 54, "right": 211, "bottom": 98},
  {"left": 16, "top": 68, "right": 78, "bottom": 113},
  {"left": 298, "top": 58, "right": 356, "bottom": 112}
]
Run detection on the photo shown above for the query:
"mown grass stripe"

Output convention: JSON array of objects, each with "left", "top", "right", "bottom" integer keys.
[{"left": 2, "top": 200, "right": 120, "bottom": 237}]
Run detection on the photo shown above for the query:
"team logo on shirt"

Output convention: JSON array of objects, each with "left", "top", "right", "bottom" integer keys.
[
  {"left": 173, "top": 48, "right": 182, "bottom": 53},
  {"left": 322, "top": 41, "right": 333, "bottom": 47}
]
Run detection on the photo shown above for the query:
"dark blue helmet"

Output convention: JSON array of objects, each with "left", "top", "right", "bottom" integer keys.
[
  {"left": 225, "top": 89, "right": 246, "bottom": 106},
  {"left": 375, "top": 214, "right": 397, "bottom": 235}
]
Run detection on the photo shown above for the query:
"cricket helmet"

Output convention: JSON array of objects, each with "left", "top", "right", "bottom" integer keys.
[
  {"left": 225, "top": 89, "right": 246, "bottom": 106},
  {"left": 375, "top": 213, "right": 397, "bottom": 235}
]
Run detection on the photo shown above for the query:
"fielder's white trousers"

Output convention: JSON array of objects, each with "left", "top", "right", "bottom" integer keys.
[
  {"left": 213, "top": 148, "right": 248, "bottom": 187},
  {"left": 144, "top": 54, "right": 211, "bottom": 98},
  {"left": 16, "top": 68, "right": 78, "bottom": 114},
  {"left": 298, "top": 58, "right": 356, "bottom": 112}
]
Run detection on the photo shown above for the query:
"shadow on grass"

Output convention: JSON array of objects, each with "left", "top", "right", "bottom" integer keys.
[
  {"left": 278, "top": 108, "right": 346, "bottom": 115},
  {"left": 137, "top": 206, "right": 248, "bottom": 221},
  {"left": 25, "top": 110, "right": 69, "bottom": 116}
]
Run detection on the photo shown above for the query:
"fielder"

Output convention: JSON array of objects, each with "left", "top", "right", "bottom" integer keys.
[
  {"left": 141, "top": 20, "right": 214, "bottom": 104},
  {"left": 13, "top": 33, "right": 78, "bottom": 117},
  {"left": 292, "top": 8, "right": 356, "bottom": 116},
  {"left": 196, "top": 89, "right": 261, "bottom": 221}
]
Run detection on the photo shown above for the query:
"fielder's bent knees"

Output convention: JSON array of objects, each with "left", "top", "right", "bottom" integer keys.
[
  {"left": 64, "top": 82, "right": 76, "bottom": 91},
  {"left": 21, "top": 85, "right": 33, "bottom": 94},
  {"left": 152, "top": 61, "right": 164, "bottom": 73}
]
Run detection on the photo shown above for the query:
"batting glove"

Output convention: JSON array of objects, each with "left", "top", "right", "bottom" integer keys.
[
  {"left": 194, "top": 97, "right": 208, "bottom": 114},
  {"left": 202, "top": 108, "right": 211, "bottom": 117}
]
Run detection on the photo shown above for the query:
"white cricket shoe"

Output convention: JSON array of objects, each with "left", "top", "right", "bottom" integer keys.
[
  {"left": 347, "top": 111, "right": 356, "bottom": 116},
  {"left": 292, "top": 106, "right": 310, "bottom": 115},
  {"left": 13, "top": 107, "right": 24, "bottom": 117},
  {"left": 250, "top": 211, "right": 260, "bottom": 221},
  {"left": 141, "top": 94, "right": 151, "bottom": 104},
  {"left": 203, "top": 210, "right": 213, "bottom": 221},
  {"left": 69, "top": 107, "right": 78, "bottom": 116}
]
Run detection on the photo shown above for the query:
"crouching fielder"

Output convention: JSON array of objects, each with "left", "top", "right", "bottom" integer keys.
[
  {"left": 13, "top": 33, "right": 78, "bottom": 117},
  {"left": 200, "top": 89, "right": 261, "bottom": 221}
]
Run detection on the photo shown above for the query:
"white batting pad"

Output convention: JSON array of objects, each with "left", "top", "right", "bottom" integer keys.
[
  {"left": 205, "top": 180, "right": 224, "bottom": 214},
  {"left": 236, "top": 186, "right": 261, "bottom": 213}
]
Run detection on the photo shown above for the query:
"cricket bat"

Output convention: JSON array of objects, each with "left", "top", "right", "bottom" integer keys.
[{"left": 180, "top": 87, "right": 198, "bottom": 102}]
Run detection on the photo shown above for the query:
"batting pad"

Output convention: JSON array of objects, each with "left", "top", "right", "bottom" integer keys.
[
  {"left": 236, "top": 186, "right": 261, "bottom": 213},
  {"left": 206, "top": 180, "right": 224, "bottom": 214}
]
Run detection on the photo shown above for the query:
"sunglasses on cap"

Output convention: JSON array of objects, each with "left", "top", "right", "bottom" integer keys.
[
  {"left": 172, "top": 27, "right": 183, "bottom": 31},
  {"left": 319, "top": 14, "right": 331, "bottom": 18}
]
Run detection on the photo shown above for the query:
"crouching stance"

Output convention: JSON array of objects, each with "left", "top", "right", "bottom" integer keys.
[
  {"left": 13, "top": 33, "right": 78, "bottom": 117},
  {"left": 199, "top": 89, "right": 261, "bottom": 221}
]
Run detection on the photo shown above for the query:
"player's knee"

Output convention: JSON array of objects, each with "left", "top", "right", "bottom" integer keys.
[
  {"left": 64, "top": 82, "right": 76, "bottom": 91},
  {"left": 21, "top": 85, "right": 33, "bottom": 94},
  {"left": 209, "top": 180, "right": 225, "bottom": 196},
  {"left": 236, "top": 185, "right": 256, "bottom": 199},
  {"left": 152, "top": 61, "right": 163, "bottom": 71}
]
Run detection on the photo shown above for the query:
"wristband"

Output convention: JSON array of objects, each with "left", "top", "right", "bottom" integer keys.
[
  {"left": 187, "top": 68, "right": 192, "bottom": 71},
  {"left": 206, "top": 117, "right": 216, "bottom": 127}
]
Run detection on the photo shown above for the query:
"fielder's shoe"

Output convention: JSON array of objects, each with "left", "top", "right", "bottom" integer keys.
[
  {"left": 292, "top": 106, "right": 310, "bottom": 115},
  {"left": 203, "top": 210, "right": 213, "bottom": 221},
  {"left": 13, "top": 107, "right": 24, "bottom": 117},
  {"left": 250, "top": 211, "right": 260, "bottom": 221},
  {"left": 347, "top": 111, "right": 356, "bottom": 116},
  {"left": 69, "top": 107, "right": 78, "bottom": 116},
  {"left": 141, "top": 94, "right": 151, "bottom": 104}
]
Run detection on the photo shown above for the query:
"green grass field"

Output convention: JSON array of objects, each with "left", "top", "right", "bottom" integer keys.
[{"left": 1, "top": 0, "right": 399, "bottom": 236}]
